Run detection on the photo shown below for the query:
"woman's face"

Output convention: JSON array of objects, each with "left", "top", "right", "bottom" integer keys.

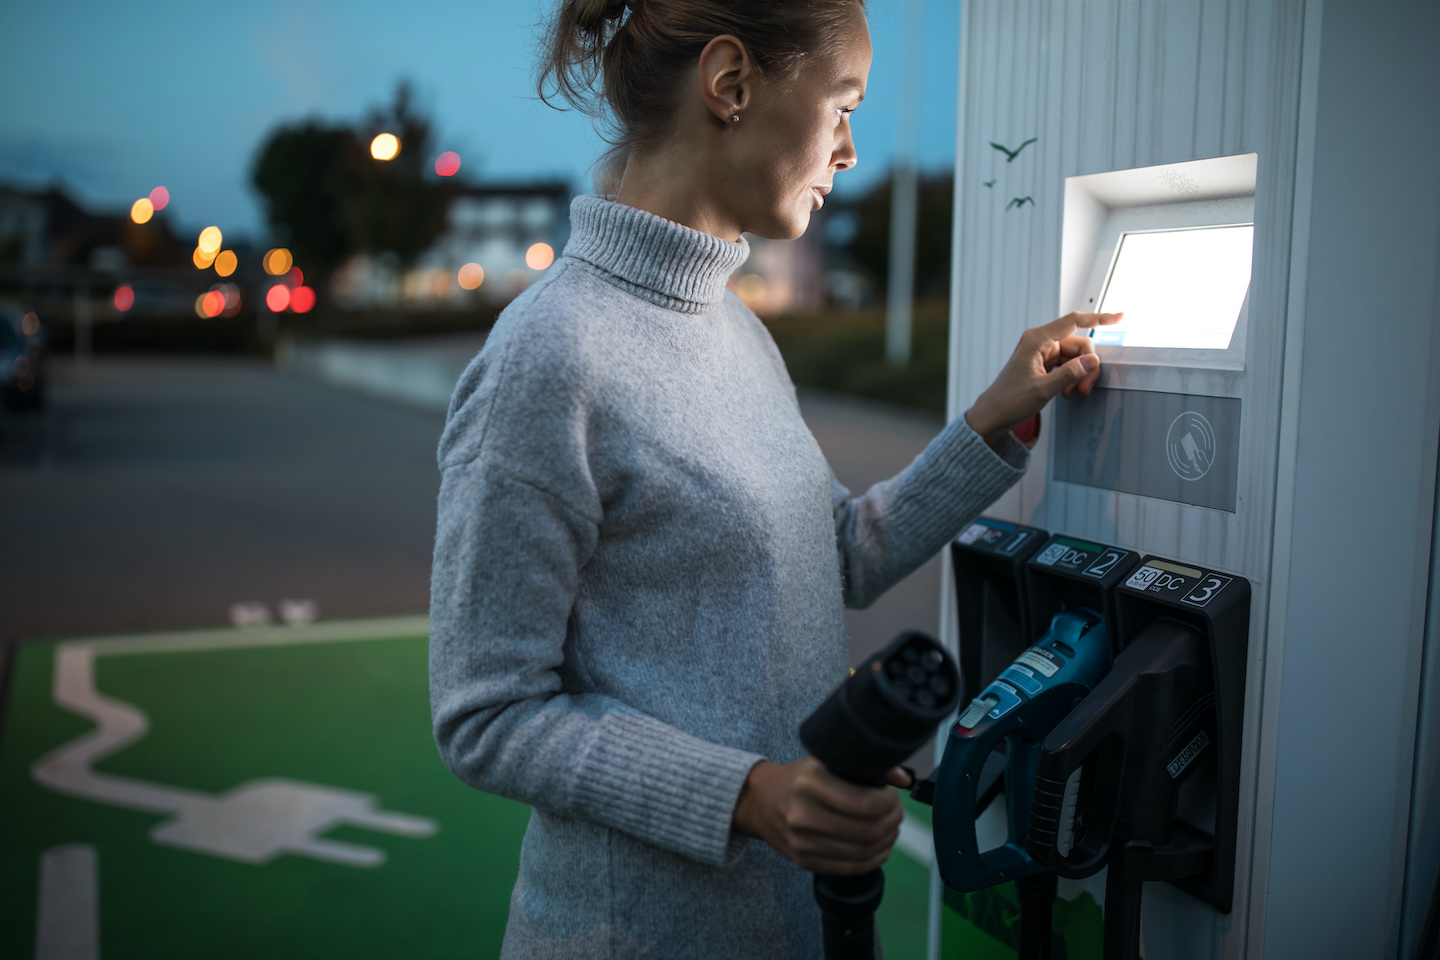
[{"left": 732, "top": 9, "right": 871, "bottom": 240}]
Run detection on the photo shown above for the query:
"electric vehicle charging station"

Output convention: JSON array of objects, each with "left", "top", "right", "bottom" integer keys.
[{"left": 933, "top": 2, "right": 1440, "bottom": 958}]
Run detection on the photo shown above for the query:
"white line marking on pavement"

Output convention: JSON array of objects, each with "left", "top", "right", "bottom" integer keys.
[
  {"left": 30, "top": 616, "right": 437, "bottom": 867},
  {"left": 36, "top": 844, "right": 98, "bottom": 960},
  {"left": 278, "top": 599, "right": 319, "bottom": 626},
  {"left": 228, "top": 601, "right": 272, "bottom": 629}
]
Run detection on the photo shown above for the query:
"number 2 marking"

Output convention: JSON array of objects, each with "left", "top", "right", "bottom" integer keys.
[
  {"left": 1182, "top": 575, "right": 1231, "bottom": 607},
  {"left": 1085, "top": 550, "right": 1123, "bottom": 579}
]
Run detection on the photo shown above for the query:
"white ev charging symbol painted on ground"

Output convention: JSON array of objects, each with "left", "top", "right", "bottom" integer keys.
[
  {"left": 1166, "top": 411, "right": 1216, "bottom": 482},
  {"left": 31, "top": 620, "right": 437, "bottom": 869}
]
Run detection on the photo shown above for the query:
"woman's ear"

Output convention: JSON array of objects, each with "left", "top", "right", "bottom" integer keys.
[{"left": 697, "top": 34, "right": 753, "bottom": 124}]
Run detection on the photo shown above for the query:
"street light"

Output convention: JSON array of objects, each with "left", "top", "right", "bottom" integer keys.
[{"left": 370, "top": 133, "right": 400, "bottom": 161}]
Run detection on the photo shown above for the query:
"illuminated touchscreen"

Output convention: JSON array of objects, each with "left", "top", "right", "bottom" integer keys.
[{"left": 1093, "top": 224, "right": 1254, "bottom": 350}]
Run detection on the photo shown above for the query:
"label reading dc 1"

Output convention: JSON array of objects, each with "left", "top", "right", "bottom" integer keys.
[{"left": 958, "top": 523, "right": 1003, "bottom": 547}]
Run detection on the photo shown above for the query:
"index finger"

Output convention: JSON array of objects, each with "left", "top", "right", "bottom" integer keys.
[{"left": 1039, "top": 311, "right": 1123, "bottom": 341}]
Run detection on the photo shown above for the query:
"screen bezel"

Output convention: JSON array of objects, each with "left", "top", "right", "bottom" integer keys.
[{"left": 1077, "top": 196, "right": 1255, "bottom": 371}]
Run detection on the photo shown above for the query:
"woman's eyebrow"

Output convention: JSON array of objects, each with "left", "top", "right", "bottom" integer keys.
[{"left": 835, "top": 79, "right": 866, "bottom": 101}]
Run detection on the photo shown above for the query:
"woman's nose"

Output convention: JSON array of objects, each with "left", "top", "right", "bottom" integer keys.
[{"left": 834, "top": 128, "right": 858, "bottom": 172}]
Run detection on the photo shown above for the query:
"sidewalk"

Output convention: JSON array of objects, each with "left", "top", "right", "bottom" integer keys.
[{"left": 276, "top": 333, "right": 488, "bottom": 412}]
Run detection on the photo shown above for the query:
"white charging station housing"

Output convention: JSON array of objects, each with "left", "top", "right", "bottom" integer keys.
[{"left": 940, "top": 3, "right": 1440, "bottom": 958}]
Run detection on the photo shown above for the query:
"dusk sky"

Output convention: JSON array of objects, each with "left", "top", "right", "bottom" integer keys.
[{"left": 1, "top": 0, "right": 962, "bottom": 243}]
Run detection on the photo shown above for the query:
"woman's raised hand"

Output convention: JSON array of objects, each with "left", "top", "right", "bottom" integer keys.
[
  {"left": 733, "top": 757, "right": 911, "bottom": 875},
  {"left": 964, "top": 312, "right": 1122, "bottom": 447}
]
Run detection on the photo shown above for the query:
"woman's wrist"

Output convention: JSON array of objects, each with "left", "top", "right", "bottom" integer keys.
[
  {"left": 733, "top": 759, "right": 776, "bottom": 839},
  {"left": 964, "top": 402, "right": 1012, "bottom": 449}
]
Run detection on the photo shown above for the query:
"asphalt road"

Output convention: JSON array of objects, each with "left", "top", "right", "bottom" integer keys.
[{"left": 0, "top": 355, "right": 946, "bottom": 664}]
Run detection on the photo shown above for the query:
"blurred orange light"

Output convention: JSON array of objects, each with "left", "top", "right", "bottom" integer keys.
[
  {"left": 193, "top": 246, "right": 216, "bottom": 269},
  {"left": 130, "top": 198, "right": 154, "bottom": 224},
  {"left": 113, "top": 286, "right": 135, "bottom": 312},
  {"left": 199, "top": 290, "right": 226, "bottom": 318},
  {"left": 435, "top": 151, "right": 461, "bottom": 177},
  {"left": 264, "top": 247, "right": 293, "bottom": 276},
  {"left": 526, "top": 242, "right": 555, "bottom": 271},
  {"left": 214, "top": 250, "right": 238, "bottom": 277},
  {"left": 290, "top": 286, "right": 316, "bottom": 314},
  {"left": 149, "top": 186, "right": 169, "bottom": 210},
  {"left": 370, "top": 133, "right": 400, "bottom": 161},
  {"left": 265, "top": 284, "right": 291, "bottom": 312},
  {"left": 457, "top": 262, "right": 485, "bottom": 290},
  {"left": 285, "top": 267, "right": 304, "bottom": 288},
  {"left": 198, "top": 226, "right": 223, "bottom": 254}
]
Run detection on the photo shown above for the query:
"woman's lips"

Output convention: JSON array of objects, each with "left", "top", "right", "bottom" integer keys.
[{"left": 811, "top": 185, "right": 832, "bottom": 208}]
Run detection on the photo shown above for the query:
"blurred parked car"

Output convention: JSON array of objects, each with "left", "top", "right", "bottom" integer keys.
[{"left": 0, "top": 300, "right": 46, "bottom": 410}]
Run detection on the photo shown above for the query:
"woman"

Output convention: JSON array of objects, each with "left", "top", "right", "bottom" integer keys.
[{"left": 429, "top": 1, "right": 1115, "bottom": 957}]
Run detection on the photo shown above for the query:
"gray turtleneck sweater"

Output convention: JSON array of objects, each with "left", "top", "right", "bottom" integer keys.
[{"left": 429, "top": 196, "right": 1027, "bottom": 960}]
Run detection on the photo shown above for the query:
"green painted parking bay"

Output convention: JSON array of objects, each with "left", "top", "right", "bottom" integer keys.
[
  {"left": 1, "top": 619, "right": 528, "bottom": 958},
  {"left": 0, "top": 617, "right": 969, "bottom": 959}
]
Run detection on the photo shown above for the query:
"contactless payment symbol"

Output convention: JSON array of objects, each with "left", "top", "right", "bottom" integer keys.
[{"left": 1166, "top": 411, "right": 1216, "bottom": 482}]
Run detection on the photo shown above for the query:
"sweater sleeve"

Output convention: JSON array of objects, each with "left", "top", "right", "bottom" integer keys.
[
  {"left": 429, "top": 321, "right": 762, "bottom": 868},
  {"left": 831, "top": 414, "right": 1029, "bottom": 609}
]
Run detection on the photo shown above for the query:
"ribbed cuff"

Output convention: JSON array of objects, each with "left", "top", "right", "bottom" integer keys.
[
  {"left": 888, "top": 412, "right": 1029, "bottom": 548},
  {"left": 570, "top": 712, "right": 763, "bottom": 867}
]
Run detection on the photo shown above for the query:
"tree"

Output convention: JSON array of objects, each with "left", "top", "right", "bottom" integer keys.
[
  {"left": 250, "top": 81, "right": 452, "bottom": 289},
  {"left": 251, "top": 121, "right": 364, "bottom": 286},
  {"left": 843, "top": 170, "right": 954, "bottom": 299},
  {"left": 341, "top": 83, "right": 452, "bottom": 271}
]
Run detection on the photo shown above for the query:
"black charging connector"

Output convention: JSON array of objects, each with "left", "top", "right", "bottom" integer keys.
[{"left": 800, "top": 630, "right": 961, "bottom": 960}]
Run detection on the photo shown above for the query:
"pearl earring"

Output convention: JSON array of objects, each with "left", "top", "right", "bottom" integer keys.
[{"left": 730, "top": 115, "right": 740, "bottom": 123}]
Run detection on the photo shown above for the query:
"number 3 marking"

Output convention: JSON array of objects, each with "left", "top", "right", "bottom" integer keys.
[{"left": 1182, "top": 575, "right": 1231, "bottom": 607}]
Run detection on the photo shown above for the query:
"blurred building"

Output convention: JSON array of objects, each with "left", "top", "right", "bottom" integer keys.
[
  {"left": 728, "top": 206, "right": 866, "bottom": 317},
  {"left": 331, "top": 180, "right": 571, "bottom": 309},
  {"left": 4, "top": 185, "right": 116, "bottom": 271},
  {"left": 730, "top": 231, "right": 827, "bottom": 317},
  {"left": 0, "top": 182, "right": 199, "bottom": 320}
]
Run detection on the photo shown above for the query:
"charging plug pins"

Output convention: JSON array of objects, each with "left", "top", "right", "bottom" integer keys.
[{"left": 886, "top": 641, "right": 954, "bottom": 709}]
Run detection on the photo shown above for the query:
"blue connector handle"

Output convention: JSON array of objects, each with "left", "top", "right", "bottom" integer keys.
[{"left": 933, "top": 610, "right": 1111, "bottom": 893}]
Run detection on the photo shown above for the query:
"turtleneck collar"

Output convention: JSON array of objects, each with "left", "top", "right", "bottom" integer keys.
[{"left": 561, "top": 195, "right": 751, "bottom": 313}]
